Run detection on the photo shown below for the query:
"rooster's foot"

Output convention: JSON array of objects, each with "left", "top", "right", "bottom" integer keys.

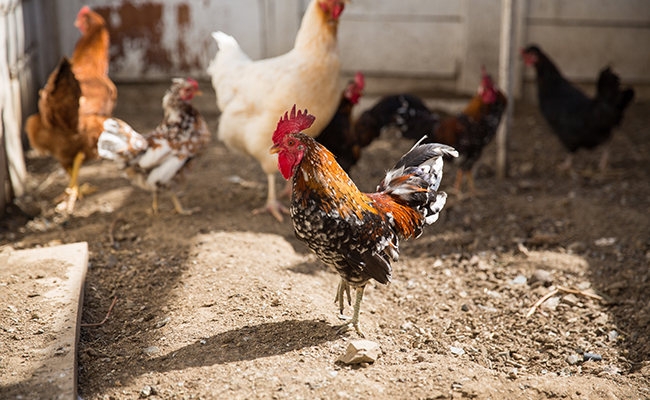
[{"left": 335, "top": 321, "right": 365, "bottom": 338}]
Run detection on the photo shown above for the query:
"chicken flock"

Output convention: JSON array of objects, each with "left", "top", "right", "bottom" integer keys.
[{"left": 23, "top": 1, "right": 636, "bottom": 338}]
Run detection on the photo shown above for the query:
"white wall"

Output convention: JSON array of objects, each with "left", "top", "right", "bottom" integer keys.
[{"left": 53, "top": 0, "right": 650, "bottom": 98}]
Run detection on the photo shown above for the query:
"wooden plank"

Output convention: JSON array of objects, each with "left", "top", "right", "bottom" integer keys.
[{"left": 496, "top": 0, "right": 516, "bottom": 180}]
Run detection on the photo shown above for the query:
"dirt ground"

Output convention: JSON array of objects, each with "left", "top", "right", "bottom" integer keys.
[{"left": 1, "top": 82, "right": 649, "bottom": 399}]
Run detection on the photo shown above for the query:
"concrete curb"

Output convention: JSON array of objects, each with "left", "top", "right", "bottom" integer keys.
[{"left": 1, "top": 242, "right": 88, "bottom": 399}]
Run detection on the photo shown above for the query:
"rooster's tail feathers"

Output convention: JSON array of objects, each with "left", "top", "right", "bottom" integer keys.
[
  {"left": 97, "top": 118, "right": 148, "bottom": 166},
  {"left": 381, "top": 143, "right": 457, "bottom": 232}
]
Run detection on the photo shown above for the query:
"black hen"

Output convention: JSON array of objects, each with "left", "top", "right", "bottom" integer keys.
[
  {"left": 521, "top": 45, "right": 635, "bottom": 172},
  {"left": 354, "top": 94, "right": 441, "bottom": 149}
]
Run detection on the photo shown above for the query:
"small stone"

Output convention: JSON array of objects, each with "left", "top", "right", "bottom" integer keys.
[
  {"left": 155, "top": 317, "right": 170, "bottom": 329},
  {"left": 529, "top": 270, "right": 553, "bottom": 287},
  {"left": 561, "top": 294, "right": 579, "bottom": 307},
  {"left": 567, "top": 242, "right": 587, "bottom": 254},
  {"left": 567, "top": 354, "right": 581, "bottom": 365},
  {"left": 143, "top": 346, "right": 159, "bottom": 355},
  {"left": 450, "top": 346, "right": 465, "bottom": 356},
  {"left": 106, "top": 254, "right": 117, "bottom": 268},
  {"left": 594, "top": 237, "right": 616, "bottom": 247},
  {"left": 7, "top": 305, "right": 17, "bottom": 313},
  {"left": 400, "top": 321, "right": 414, "bottom": 330},
  {"left": 512, "top": 275, "right": 527, "bottom": 285},
  {"left": 608, "top": 330, "right": 619, "bottom": 341},
  {"left": 584, "top": 353, "right": 602, "bottom": 362},
  {"left": 508, "top": 368, "right": 518, "bottom": 379},
  {"left": 337, "top": 340, "right": 381, "bottom": 364},
  {"left": 542, "top": 296, "right": 560, "bottom": 310},
  {"left": 140, "top": 385, "right": 152, "bottom": 398}
]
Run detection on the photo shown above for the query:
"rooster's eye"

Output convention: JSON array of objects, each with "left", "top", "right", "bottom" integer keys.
[{"left": 288, "top": 139, "right": 295, "bottom": 146}]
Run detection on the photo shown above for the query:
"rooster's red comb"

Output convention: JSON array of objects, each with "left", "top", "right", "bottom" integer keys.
[
  {"left": 272, "top": 105, "right": 316, "bottom": 144},
  {"left": 480, "top": 65, "right": 494, "bottom": 86}
]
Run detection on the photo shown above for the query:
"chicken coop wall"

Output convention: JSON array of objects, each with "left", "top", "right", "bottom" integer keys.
[
  {"left": 1, "top": 0, "right": 59, "bottom": 215},
  {"left": 51, "top": 0, "right": 650, "bottom": 100}
]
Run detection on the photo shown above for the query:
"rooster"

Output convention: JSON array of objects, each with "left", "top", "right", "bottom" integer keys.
[
  {"left": 354, "top": 67, "right": 506, "bottom": 194},
  {"left": 271, "top": 106, "right": 457, "bottom": 337},
  {"left": 424, "top": 67, "right": 507, "bottom": 193},
  {"left": 521, "top": 45, "right": 635, "bottom": 173},
  {"left": 316, "top": 72, "right": 365, "bottom": 173},
  {"left": 25, "top": 6, "right": 116, "bottom": 213},
  {"left": 207, "top": 0, "right": 346, "bottom": 221},
  {"left": 97, "top": 78, "right": 210, "bottom": 214}
]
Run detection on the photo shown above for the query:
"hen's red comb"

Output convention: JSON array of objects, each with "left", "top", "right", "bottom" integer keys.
[
  {"left": 272, "top": 105, "right": 315, "bottom": 144},
  {"left": 78, "top": 5, "right": 91, "bottom": 17},
  {"left": 354, "top": 71, "right": 365, "bottom": 90},
  {"left": 187, "top": 77, "right": 199, "bottom": 90}
]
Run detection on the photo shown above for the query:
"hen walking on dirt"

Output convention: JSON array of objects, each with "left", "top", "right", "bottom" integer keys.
[
  {"left": 521, "top": 45, "right": 634, "bottom": 174},
  {"left": 25, "top": 6, "right": 117, "bottom": 213},
  {"left": 271, "top": 106, "right": 457, "bottom": 336},
  {"left": 97, "top": 78, "right": 210, "bottom": 214}
]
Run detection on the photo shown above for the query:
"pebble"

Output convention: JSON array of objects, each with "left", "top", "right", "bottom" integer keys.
[
  {"left": 512, "top": 275, "right": 527, "bottom": 285},
  {"left": 450, "top": 346, "right": 465, "bottom": 356},
  {"left": 542, "top": 296, "right": 560, "bottom": 311},
  {"left": 143, "top": 346, "right": 159, "bottom": 355},
  {"left": 561, "top": 294, "right": 579, "bottom": 307},
  {"left": 155, "top": 317, "right": 171, "bottom": 329},
  {"left": 337, "top": 340, "right": 381, "bottom": 364},
  {"left": 529, "top": 270, "right": 553, "bottom": 287},
  {"left": 140, "top": 385, "right": 152, "bottom": 398},
  {"left": 608, "top": 330, "right": 619, "bottom": 341},
  {"left": 567, "top": 354, "right": 581, "bottom": 365},
  {"left": 567, "top": 242, "right": 587, "bottom": 254},
  {"left": 583, "top": 353, "right": 602, "bottom": 362},
  {"left": 106, "top": 255, "right": 117, "bottom": 268}
]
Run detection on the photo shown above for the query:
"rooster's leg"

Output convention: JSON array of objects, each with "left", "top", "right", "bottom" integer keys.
[
  {"left": 336, "top": 285, "right": 366, "bottom": 338},
  {"left": 170, "top": 192, "right": 200, "bottom": 215},
  {"left": 252, "top": 173, "right": 288, "bottom": 222},
  {"left": 335, "top": 278, "right": 352, "bottom": 317}
]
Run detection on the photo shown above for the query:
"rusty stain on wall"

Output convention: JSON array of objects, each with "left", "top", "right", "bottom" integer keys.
[{"left": 93, "top": 1, "right": 203, "bottom": 79}]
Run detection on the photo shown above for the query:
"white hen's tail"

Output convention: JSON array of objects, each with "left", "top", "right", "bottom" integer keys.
[
  {"left": 98, "top": 118, "right": 149, "bottom": 168},
  {"left": 207, "top": 31, "right": 252, "bottom": 110}
]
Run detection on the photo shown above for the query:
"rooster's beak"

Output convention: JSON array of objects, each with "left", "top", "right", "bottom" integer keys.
[{"left": 270, "top": 146, "right": 280, "bottom": 155}]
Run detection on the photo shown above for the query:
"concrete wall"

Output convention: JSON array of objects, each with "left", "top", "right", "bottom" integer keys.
[{"left": 51, "top": 0, "right": 650, "bottom": 98}]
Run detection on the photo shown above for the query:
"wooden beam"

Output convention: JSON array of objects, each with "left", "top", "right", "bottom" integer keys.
[{"left": 496, "top": 0, "right": 516, "bottom": 180}]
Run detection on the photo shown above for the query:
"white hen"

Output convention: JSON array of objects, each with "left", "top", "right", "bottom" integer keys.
[{"left": 207, "top": 0, "right": 346, "bottom": 221}]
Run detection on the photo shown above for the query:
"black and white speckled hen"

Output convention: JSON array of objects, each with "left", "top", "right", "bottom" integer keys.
[
  {"left": 271, "top": 105, "right": 457, "bottom": 336},
  {"left": 97, "top": 78, "right": 210, "bottom": 214}
]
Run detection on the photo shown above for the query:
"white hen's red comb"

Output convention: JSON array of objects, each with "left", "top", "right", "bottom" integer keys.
[{"left": 272, "top": 105, "right": 315, "bottom": 144}]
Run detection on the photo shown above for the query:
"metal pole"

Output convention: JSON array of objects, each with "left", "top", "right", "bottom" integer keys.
[{"left": 496, "top": 0, "right": 516, "bottom": 180}]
